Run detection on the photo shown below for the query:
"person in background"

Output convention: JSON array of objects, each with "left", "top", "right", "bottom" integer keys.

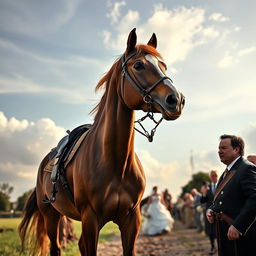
[
  {"left": 247, "top": 154, "right": 256, "bottom": 164},
  {"left": 162, "top": 188, "right": 173, "bottom": 215},
  {"left": 183, "top": 192, "right": 194, "bottom": 228},
  {"left": 173, "top": 197, "right": 185, "bottom": 222},
  {"left": 141, "top": 186, "right": 174, "bottom": 236},
  {"left": 191, "top": 188, "right": 203, "bottom": 233},
  {"left": 206, "top": 134, "right": 256, "bottom": 256},
  {"left": 201, "top": 170, "right": 218, "bottom": 255}
]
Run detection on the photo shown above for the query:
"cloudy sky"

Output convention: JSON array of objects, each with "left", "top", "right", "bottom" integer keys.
[{"left": 0, "top": 0, "right": 255, "bottom": 202}]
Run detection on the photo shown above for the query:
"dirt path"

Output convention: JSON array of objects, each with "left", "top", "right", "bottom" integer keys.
[{"left": 97, "top": 221, "right": 214, "bottom": 256}]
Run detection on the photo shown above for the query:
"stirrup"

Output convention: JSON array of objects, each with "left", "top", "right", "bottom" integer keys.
[{"left": 42, "top": 182, "right": 58, "bottom": 204}]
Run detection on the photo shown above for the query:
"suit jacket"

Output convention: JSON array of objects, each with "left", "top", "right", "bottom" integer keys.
[
  {"left": 210, "top": 157, "right": 256, "bottom": 255},
  {"left": 201, "top": 184, "right": 215, "bottom": 209},
  {"left": 201, "top": 184, "right": 216, "bottom": 236}
]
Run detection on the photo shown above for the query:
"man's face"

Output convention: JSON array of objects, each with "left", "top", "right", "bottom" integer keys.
[
  {"left": 210, "top": 172, "right": 218, "bottom": 183},
  {"left": 218, "top": 138, "right": 240, "bottom": 165}
]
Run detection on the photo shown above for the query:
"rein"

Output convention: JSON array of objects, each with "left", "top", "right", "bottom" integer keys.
[{"left": 121, "top": 53, "right": 169, "bottom": 142}]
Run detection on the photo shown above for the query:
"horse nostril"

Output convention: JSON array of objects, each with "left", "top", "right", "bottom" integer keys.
[
  {"left": 181, "top": 96, "right": 185, "bottom": 107},
  {"left": 166, "top": 94, "right": 177, "bottom": 107}
]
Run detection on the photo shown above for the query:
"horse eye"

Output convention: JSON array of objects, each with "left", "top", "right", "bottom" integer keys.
[{"left": 133, "top": 61, "right": 145, "bottom": 71}]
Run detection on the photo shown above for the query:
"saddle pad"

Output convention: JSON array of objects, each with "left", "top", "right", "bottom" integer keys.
[
  {"left": 44, "top": 158, "right": 56, "bottom": 172},
  {"left": 43, "top": 129, "right": 90, "bottom": 173}
]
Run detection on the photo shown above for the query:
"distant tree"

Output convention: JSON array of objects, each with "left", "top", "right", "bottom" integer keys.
[
  {"left": 0, "top": 183, "right": 14, "bottom": 211},
  {"left": 180, "top": 172, "right": 210, "bottom": 198},
  {"left": 16, "top": 189, "right": 33, "bottom": 211},
  {"left": 0, "top": 191, "right": 10, "bottom": 211},
  {"left": 0, "top": 183, "right": 14, "bottom": 196}
]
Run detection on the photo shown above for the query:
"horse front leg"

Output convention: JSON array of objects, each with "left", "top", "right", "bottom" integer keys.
[
  {"left": 119, "top": 208, "right": 141, "bottom": 256},
  {"left": 79, "top": 208, "right": 100, "bottom": 256}
]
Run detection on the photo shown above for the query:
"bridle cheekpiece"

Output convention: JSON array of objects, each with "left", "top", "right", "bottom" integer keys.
[{"left": 121, "top": 52, "right": 172, "bottom": 142}]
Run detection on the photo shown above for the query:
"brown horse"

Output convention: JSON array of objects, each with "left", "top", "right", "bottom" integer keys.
[{"left": 19, "top": 28, "right": 185, "bottom": 256}]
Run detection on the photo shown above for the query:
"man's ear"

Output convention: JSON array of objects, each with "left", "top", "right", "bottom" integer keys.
[{"left": 234, "top": 147, "right": 240, "bottom": 154}]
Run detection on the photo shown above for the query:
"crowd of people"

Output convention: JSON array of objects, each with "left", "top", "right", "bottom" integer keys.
[{"left": 140, "top": 134, "right": 256, "bottom": 256}]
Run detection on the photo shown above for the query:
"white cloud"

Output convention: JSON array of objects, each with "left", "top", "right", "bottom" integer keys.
[
  {"left": 137, "top": 150, "right": 189, "bottom": 200},
  {"left": 0, "top": 0, "right": 81, "bottom": 36},
  {"left": 0, "top": 112, "right": 66, "bottom": 198},
  {"left": 0, "top": 74, "right": 43, "bottom": 94},
  {"left": 103, "top": 10, "right": 140, "bottom": 49},
  {"left": 202, "top": 26, "right": 220, "bottom": 38},
  {"left": 0, "top": 74, "right": 90, "bottom": 104},
  {"left": 243, "top": 123, "right": 256, "bottom": 155},
  {"left": 209, "top": 13, "right": 229, "bottom": 22},
  {"left": 106, "top": 1, "right": 126, "bottom": 24},
  {"left": 217, "top": 51, "right": 236, "bottom": 68},
  {"left": 217, "top": 45, "right": 256, "bottom": 68},
  {"left": 103, "top": 5, "right": 226, "bottom": 65},
  {"left": 0, "top": 112, "right": 66, "bottom": 162},
  {"left": 0, "top": 38, "right": 109, "bottom": 103},
  {"left": 0, "top": 38, "right": 105, "bottom": 69},
  {"left": 238, "top": 46, "right": 256, "bottom": 56},
  {"left": 234, "top": 26, "right": 241, "bottom": 32},
  {"left": 0, "top": 112, "right": 29, "bottom": 133},
  {"left": 0, "top": 39, "right": 28, "bottom": 56}
]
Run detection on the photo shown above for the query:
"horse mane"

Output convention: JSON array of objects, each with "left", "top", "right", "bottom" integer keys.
[{"left": 90, "top": 44, "right": 163, "bottom": 122}]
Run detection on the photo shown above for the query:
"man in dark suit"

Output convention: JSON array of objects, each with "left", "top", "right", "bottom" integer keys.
[
  {"left": 207, "top": 134, "right": 256, "bottom": 256},
  {"left": 201, "top": 170, "right": 219, "bottom": 255}
]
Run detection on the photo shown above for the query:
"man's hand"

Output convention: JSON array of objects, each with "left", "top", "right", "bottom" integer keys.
[
  {"left": 206, "top": 209, "right": 215, "bottom": 223},
  {"left": 227, "top": 225, "right": 240, "bottom": 240}
]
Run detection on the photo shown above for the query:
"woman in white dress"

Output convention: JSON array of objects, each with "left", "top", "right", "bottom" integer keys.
[{"left": 141, "top": 186, "right": 174, "bottom": 235}]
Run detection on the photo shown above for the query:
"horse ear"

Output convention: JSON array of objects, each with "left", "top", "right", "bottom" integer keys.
[
  {"left": 126, "top": 28, "right": 137, "bottom": 54},
  {"left": 147, "top": 33, "right": 157, "bottom": 48}
]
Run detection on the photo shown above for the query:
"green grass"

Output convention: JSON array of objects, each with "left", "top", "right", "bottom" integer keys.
[{"left": 0, "top": 218, "right": 119, "bottom": 256}]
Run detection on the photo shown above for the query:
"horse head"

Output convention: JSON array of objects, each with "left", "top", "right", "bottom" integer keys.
[{"left": 120, "top": 28, "right": 185, "bottom": 121}]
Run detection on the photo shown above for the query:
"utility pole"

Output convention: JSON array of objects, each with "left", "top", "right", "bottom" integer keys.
[{"left": 190, "top": 150, "right": 194, "bottom": 175}]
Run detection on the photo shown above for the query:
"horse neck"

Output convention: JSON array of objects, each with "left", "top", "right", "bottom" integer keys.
[{"left": 94, "top": 76, "right": 135, "bottom": 168}]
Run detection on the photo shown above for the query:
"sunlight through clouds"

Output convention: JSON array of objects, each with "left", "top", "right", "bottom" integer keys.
[{"left": 103, "top": 4, "right": 224, "bottom": 65}]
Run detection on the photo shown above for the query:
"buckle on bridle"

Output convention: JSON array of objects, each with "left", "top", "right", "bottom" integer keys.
[{"left": 143, "top": 94, "right": 152, "bottom": 103}]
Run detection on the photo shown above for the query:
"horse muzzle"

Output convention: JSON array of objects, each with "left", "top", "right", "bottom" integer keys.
[{"left": 156, "top": 91, "right": 185, "bottom": 120}]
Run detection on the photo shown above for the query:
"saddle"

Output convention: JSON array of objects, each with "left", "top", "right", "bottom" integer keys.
[{"left": 43, "top": 124, "right": 91, "bottom": 204}]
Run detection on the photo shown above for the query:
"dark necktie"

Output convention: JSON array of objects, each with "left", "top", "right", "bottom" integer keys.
[{"left": 223, "top": 168, "right": 229, "bottom": 179}]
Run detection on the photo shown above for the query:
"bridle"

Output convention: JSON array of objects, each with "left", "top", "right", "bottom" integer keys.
[{"left": 121, "top": 52, "right": 173, "bottom": 142}]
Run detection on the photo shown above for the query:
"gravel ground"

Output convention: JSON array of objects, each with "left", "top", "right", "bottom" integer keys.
[{"left": 97, "top": 221, "right": 215, "bottom": 256}]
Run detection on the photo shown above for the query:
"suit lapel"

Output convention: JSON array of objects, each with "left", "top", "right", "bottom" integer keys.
[{"left": 214, "top": 170, "right": 237, "bottom": 201}]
